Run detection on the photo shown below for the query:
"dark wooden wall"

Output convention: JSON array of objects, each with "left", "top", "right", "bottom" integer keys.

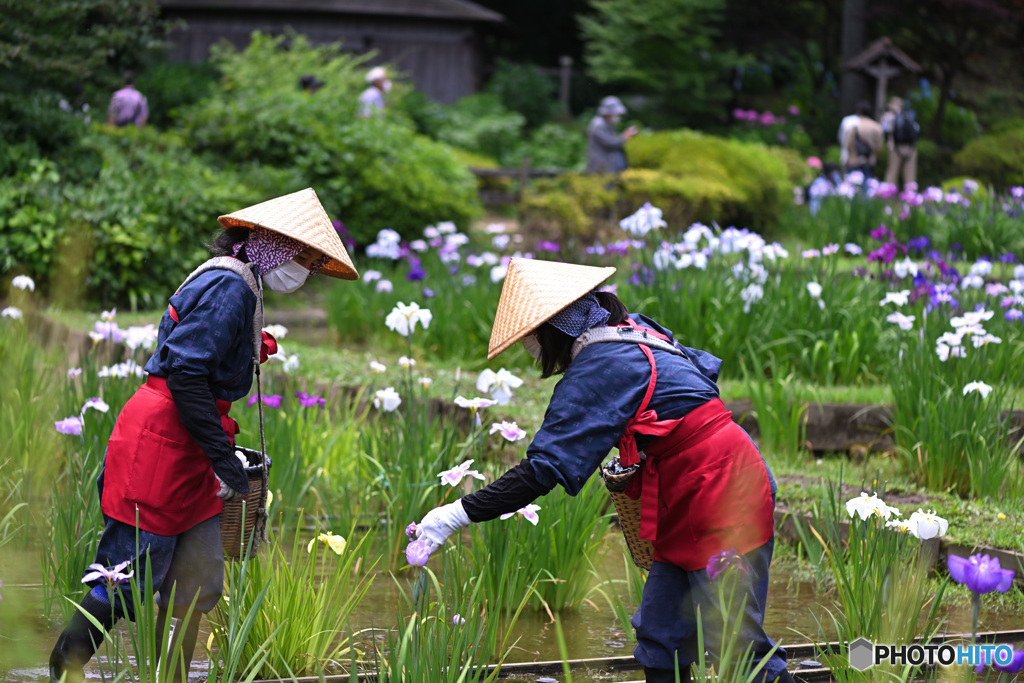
[{"left": 164, "top": 10, "right": 483, "bottom": 103}]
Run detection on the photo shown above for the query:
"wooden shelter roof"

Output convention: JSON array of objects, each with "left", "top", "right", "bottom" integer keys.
[
  {"left": 158, "top": 0, "right": 504, "bottom": 23},
  {"left": 843, "top": 36, "right": 922, "bottom": 73}
]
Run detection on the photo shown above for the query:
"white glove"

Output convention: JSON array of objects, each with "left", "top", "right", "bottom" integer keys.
[
  {"left": 215, "top": 475, "right": 241, "bottom": 501},
  {"left": 415, "top": 500, "right": 471, "bottom": 551}
]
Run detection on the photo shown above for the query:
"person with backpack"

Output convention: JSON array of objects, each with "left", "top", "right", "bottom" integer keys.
[
  {"left": 414, "top": 259, "right": 792, "bottom": 683},
  {"left": 106, "top": 71, "right": 149, "bottom": 128},
  {"left": 881, "top": 96, "right": 919, "bottom": 188},
  {"left": 842, "top": 100, "right": 883, "bottom": 178}
]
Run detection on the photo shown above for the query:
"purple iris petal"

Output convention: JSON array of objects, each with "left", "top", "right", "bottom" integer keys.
[
  {"left": 947, "top": 554, "right": 1015, "bottom": 594},
  {"left": 995, "top": 650, "right": 1024, "bottom": 674},
  {"left": 406, "top": 539, "right": 432, "bottom": 567},
  {"left": 869, "top": 225, "right": 891, "bottom": 241},
  {"left": 705, "top": 548, "right": 749, "bottom": 581},
  {"left": 405, "top": 522, "right": 418, "bottom": 540}
]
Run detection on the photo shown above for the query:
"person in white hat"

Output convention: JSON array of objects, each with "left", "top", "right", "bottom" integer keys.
[
  {"left": 358, "top": 65, "right": 391, "bottom": 118},
  {"left": 414, "top": 258, "right": 792, "bottom": 683},
  {"left": 586, "top": 95, "right": 638, "bottom": 174},
  {"left": 48, "top": 189, "right": 358, "bottom": 683}
]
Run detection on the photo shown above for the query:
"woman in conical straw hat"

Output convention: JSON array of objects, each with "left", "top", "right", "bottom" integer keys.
[
  {"left": 49, "top": 188, "right": 358, "bottom": 683},
  {"left": 415, "top": 258, "right": 791, "bottom": 683}
]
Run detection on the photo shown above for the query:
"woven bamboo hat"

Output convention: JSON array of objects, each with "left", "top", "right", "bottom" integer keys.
[
  {"left": 488, "top": 258, "right": 616, "bottom": 359},
  {"left": 218, "top": 188, "right": 359, "bottom": 280}
]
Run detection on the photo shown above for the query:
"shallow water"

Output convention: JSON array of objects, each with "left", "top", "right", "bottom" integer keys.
[{"left": 7, "top": 553, "right": 1022, "bottom": 683}]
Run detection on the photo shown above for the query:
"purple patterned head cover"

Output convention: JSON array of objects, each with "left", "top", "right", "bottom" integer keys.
[
  {"left": 547, "top": 292, "right": 610, "bottom": 337},
  {"left": 234, "top": 227, "right": 330, "bottom": 275}
]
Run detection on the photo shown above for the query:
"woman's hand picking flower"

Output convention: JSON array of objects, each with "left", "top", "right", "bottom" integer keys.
[{"left": 415, "top": 501, "right": 471, "bottom": 552}]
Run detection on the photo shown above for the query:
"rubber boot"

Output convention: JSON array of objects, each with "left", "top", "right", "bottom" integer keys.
[
  {"left": 49, "top": 592, "right": 117, "bottom": 683},
  {"left": 645, "top": 666, "right": 691, "bottom": 683},
  {"left": 156, "top": 613, "right": 200, "bottom": 683}
]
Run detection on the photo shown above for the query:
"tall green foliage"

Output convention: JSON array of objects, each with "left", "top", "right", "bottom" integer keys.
[
  {"left": 580, "top": 0, "right": 740, "bottom": 125},
  {"left": 180, "top": 32, "right": 482, "bottom": 244},
  {"left": 0, "top": 0, "right": 171, "bottom": 160}
]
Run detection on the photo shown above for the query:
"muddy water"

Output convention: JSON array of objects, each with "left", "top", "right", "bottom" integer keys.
[{"left": 6, "top": 545, "right": 1022, "bottom": 682}]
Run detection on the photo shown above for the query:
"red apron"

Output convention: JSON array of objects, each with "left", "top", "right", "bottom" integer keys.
[
  {"left": 617, "top": 322, "right": 774, "bottom": 571},
  {"left": 101, "top": 375, "right": 239, "bottom": 536}
]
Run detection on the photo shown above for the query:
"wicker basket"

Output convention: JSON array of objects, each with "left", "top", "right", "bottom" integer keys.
[
  {"left": 220, "top": 446, "right": 271, "bottom": 561},
  {"left": 601, "top": 456, "right": 653, "bottom": 571}
]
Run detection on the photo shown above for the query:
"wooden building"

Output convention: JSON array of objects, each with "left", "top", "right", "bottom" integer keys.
[{"left": 157, "top": 0, "right": 505, "bottom": 103}]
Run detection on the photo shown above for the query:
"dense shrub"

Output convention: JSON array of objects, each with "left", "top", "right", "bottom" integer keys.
[
  {"left": 907, "top": 89, "right": 981, "bottom": 149},
  {"left": 179, "top": 33, "right": 481, "bottom": 245},
  {"left": 434, "top": 94, "right": 526, "bottom": 164},
  {"left": 520, "top": 129, "right": 795, "bottom": 240},
  {"left": 136, "top": 61, "right": 220, "bottom": 128},
  {"left": 485, "top": 59, "right": 557, "bottom": 129},
  {"left": 0, "top": 128, "right": 283, "bottom": 307},
  {"left": 626, "top": 130, "right": 794, "bottom": 229},
  {"left": 953, "top": 128, "right": 1024, "bottom": 188}
]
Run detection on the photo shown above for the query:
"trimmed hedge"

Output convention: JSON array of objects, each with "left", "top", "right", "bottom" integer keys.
[
  {"left": 520, "top": 129, "right": 796, "bottom": 238},
  {"left": 953, "top": 128, "right": 1024, "bottom": 188}
]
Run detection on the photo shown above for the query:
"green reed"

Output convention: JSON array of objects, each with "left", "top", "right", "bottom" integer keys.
[
  {"left": 739, "top": 351, "right": 809, "bottom": 464},
  {"left": 466, "top": 473, "right": 611, "bottom": 612},
  {"left": 887, "top": 307, "right": 1023, "bottom": 501},
  {"left": 375, "top": 546, "right": 533, "bottom": 682},
  {"left": 691, "top": 565, "right": 780, "bottom": 683},
  {"left": 209, "top": 520, "right": 375, "bottom": 678},
  {"left": 593, "top": 549, "right": 647, "bottom": 638}
]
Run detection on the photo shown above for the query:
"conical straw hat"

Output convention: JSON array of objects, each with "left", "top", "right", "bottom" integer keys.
[
  {"left": 488, "top": 258, "right": 616, "bottom": 359},
  {"left": 218, "top": 188, "right": 359, "bottom": 280}
]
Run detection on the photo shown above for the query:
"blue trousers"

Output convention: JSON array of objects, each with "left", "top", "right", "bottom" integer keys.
[
  {"left": 88, "top": 514, "right": 224, "bottom": 620},
  {"left": 632, "top": 538, "right": 788, "bottom": 680}
]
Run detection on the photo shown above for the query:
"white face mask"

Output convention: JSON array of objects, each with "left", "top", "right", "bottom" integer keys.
[
  {"left": 262, "top": 260, "right": 309, "bottom": 293},
  {"left": 522, "top": 334, "right": 542, "bottom": 361}
]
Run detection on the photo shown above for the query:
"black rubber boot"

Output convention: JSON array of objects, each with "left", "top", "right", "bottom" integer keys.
[
  {"left": 645, "top": 666, "right": 691, "bottom": 683},
  {"left": 49, "top": 593, "right": 117, "bottom": 683}
]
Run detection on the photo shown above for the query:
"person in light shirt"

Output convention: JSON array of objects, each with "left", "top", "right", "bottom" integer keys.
[
  {"left": 358, "top": 66, "right": 391, "bottom": 118},
  {"left": 107, "top": 70, "right": 148, "bottom": 128}
]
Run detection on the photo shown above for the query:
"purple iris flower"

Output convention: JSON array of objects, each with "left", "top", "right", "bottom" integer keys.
[
  {"left": 947, "top": 554, "right": 1015, "bottom": 594},
  {"left": 906, "top": 236, "right": 930, "bottom": 252},
  {"left": 405, "top": 522, "right": 418, "bottom": 540},
  {"left": 1007, "top": 309, "right": 1023, "bottom": 321},
  {"left": 869, "top": 224, "right": 892, "bottom": 241},
  {"left": 706, "top": 548, "right": 749, "bottom": 581},
  {"left": 999, "top": 252, "right": 1018, "bottom": 263},
  {"left": 868, "top": 243, "right": 899, "bottom": 264},
  {"left": 423, "top": 288, "right": 435, "bottom": 298},
  {"left": 406, "top": 257, "right": 426, "bottom": 282},
  {"left": 405, "top": 539, "right": 432, "bottom": 567},
  {"left": 295, "top": 391, "right": 325, "bottom": 408},
  {"left": 536, "top": 241, "right": 560, "bottom": 253},
  {"left": 996, "top": 650, "right": 1024, "bottom": 674},
  {"left": 248, "top": 394, "right": 283, "bottom": 408}
]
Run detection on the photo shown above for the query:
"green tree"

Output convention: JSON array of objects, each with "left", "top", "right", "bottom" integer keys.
[
  {"left": 579, "top": 0, "right": 741, "bottom": 126},
  {"left": 0, "top": 0, "right": 171, "bottom": 161}
]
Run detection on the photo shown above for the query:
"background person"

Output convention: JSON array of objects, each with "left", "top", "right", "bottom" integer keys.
[
  {"left": 836, "top": 108, "right": 860, "bottom": 170},
  {"left": 48, "top": 189, "right": 358, "bottom": 683},
  {"left": 843, "top": 100, "right": 883, "bottom": 178},
  {"left": 299, "top": 74, "right": 325, "bottom": 94},
  {"left": 358, "top": 66, "right": 391, "bottom": 118},
  {"left": 586, "top": 95, "right": 638, "bottom": 174},
  {"left": 106, "top": 70, "right": 148, "bottom": 128},
  {"left": 880, "top": 96, "right": 919, "bottom": 188},
  {"left": 414, "top": 259, "right": 792, "bottom": 683}
]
